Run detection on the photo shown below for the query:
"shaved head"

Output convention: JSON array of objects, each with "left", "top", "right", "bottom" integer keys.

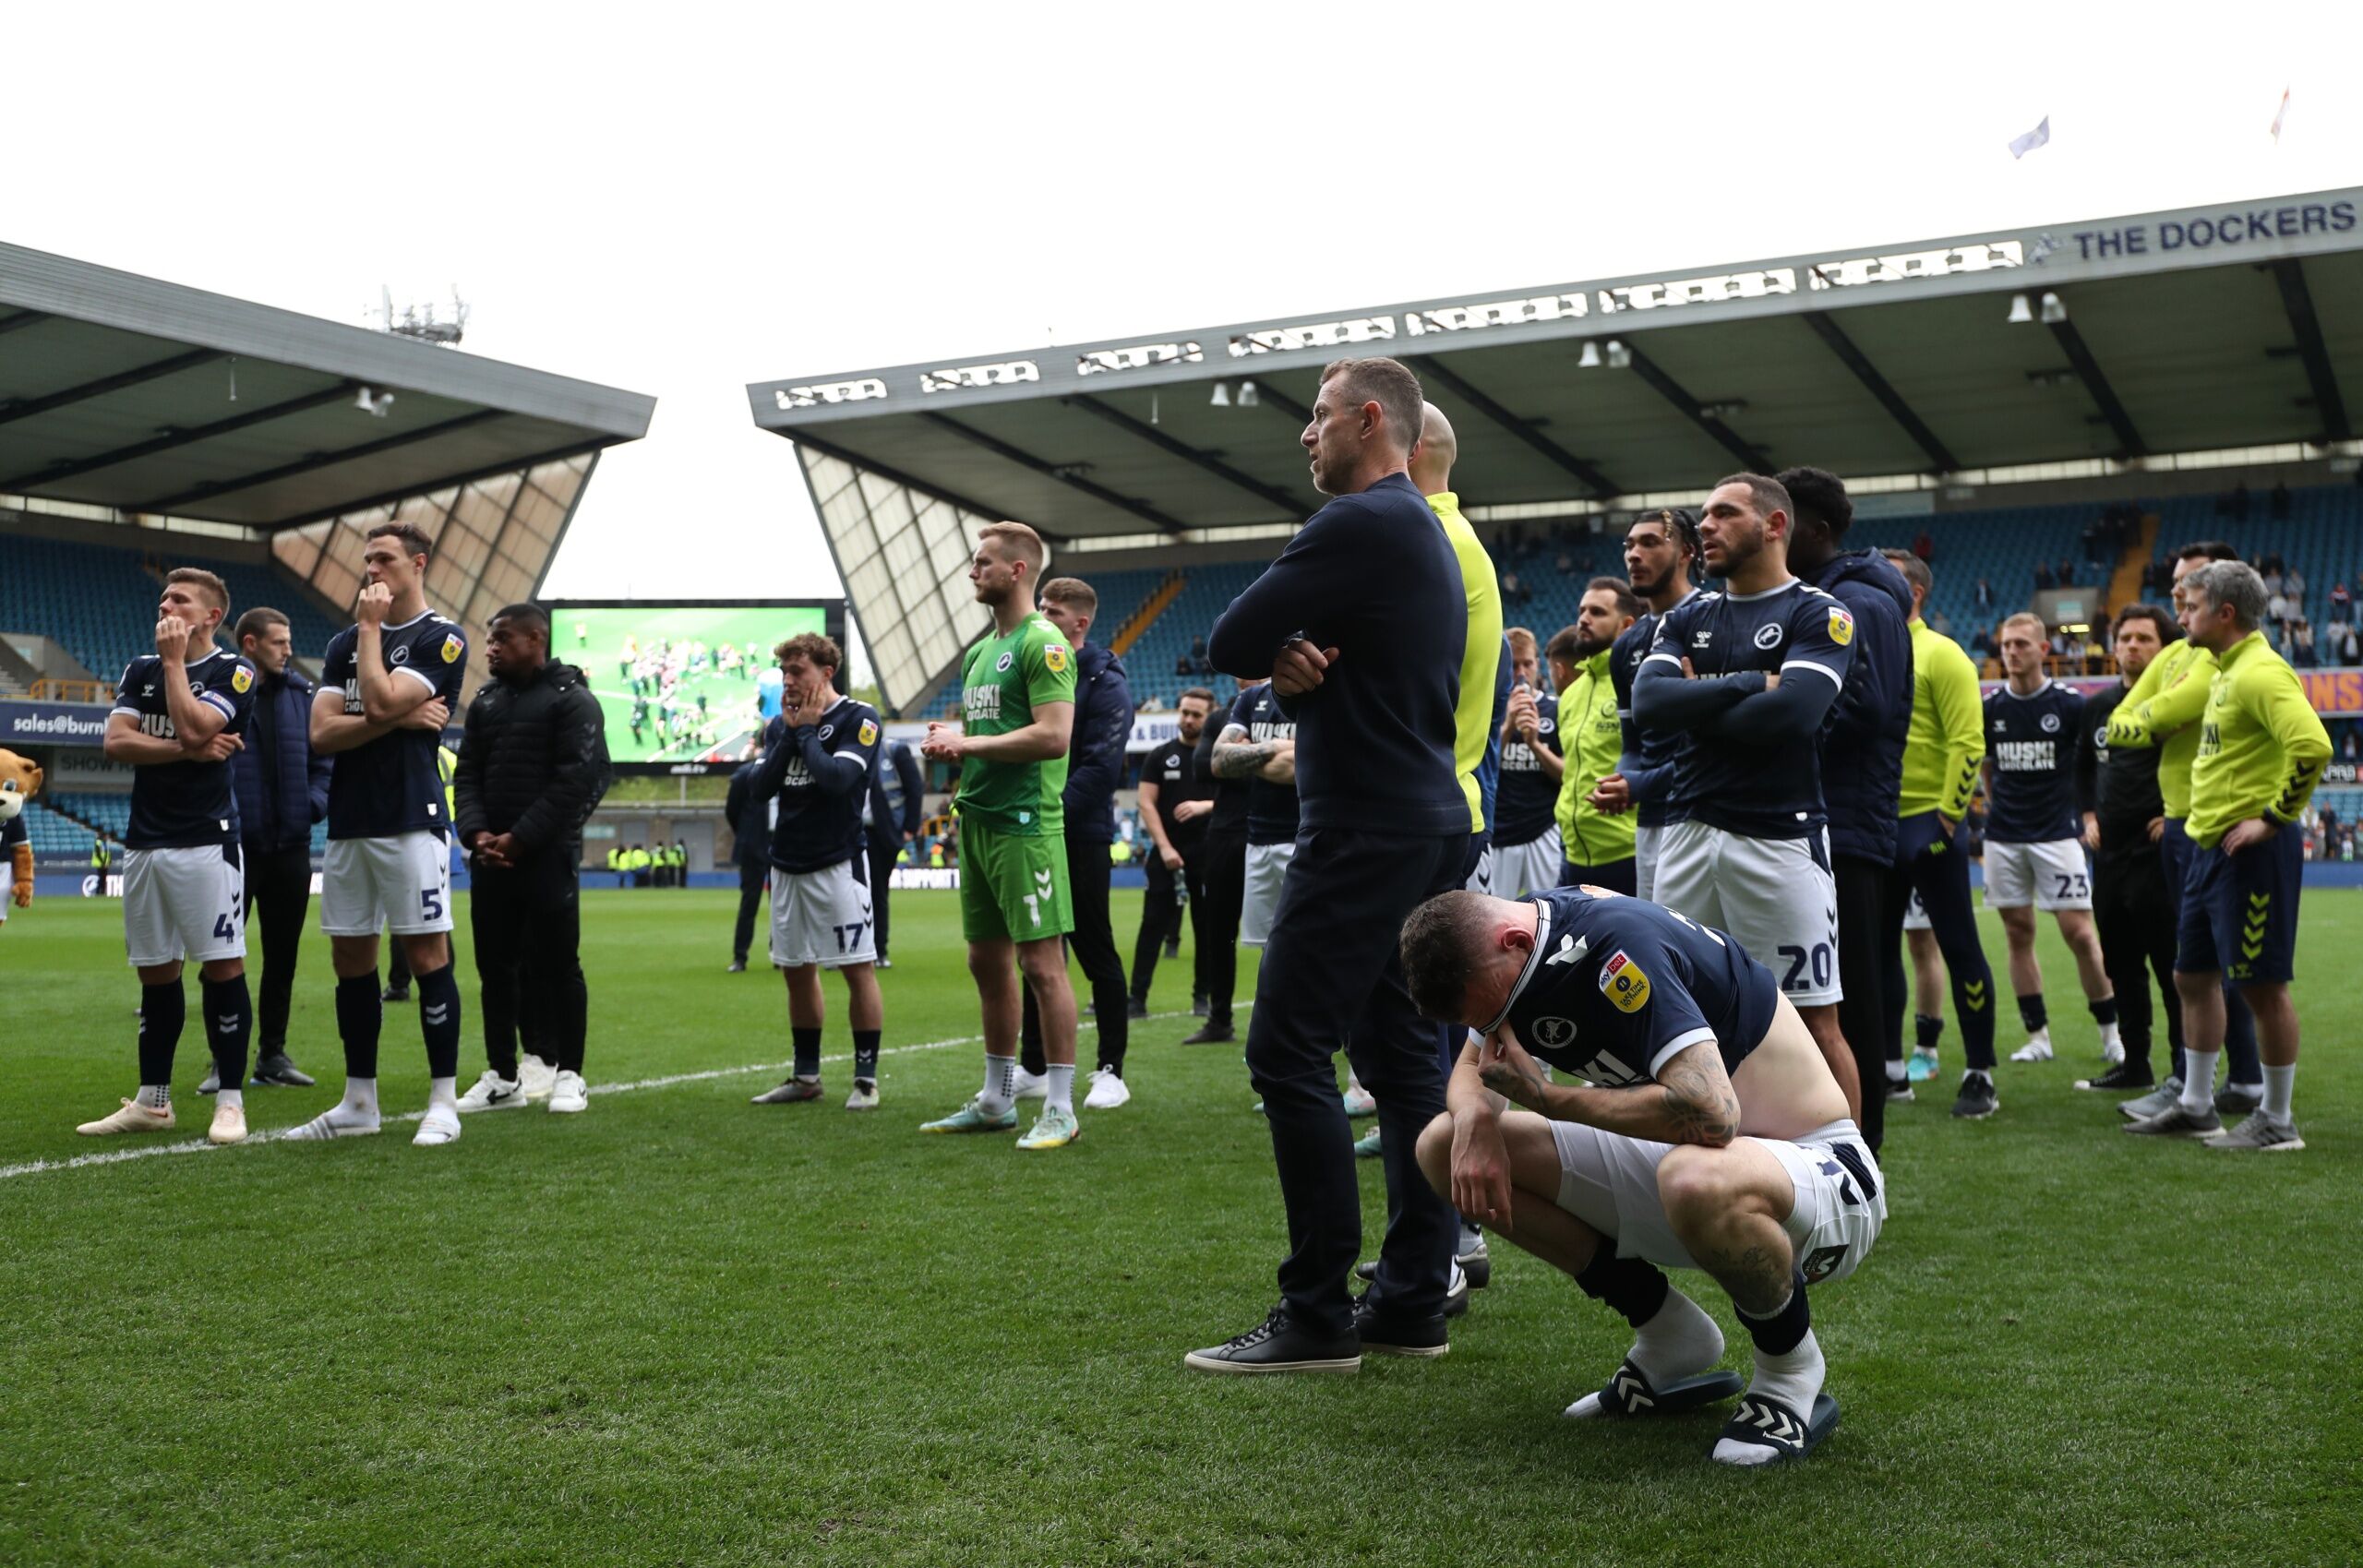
[{"left": 1409, "top": 401, "right": 1458, "bottom": 495}]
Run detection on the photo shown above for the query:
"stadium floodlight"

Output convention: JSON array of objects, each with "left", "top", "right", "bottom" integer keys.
[
  {"left": 1210, "top": 382, "right": 1230, "bottom": 407},
  {"left": 1237, "top": 381, "right": 1260, "bottom": 408},
  {"left": 1577, "top": 341, "right": 1602, "bottom": 368},
  {"left": 1604, "top": 340, "right": 1632, "bottom": 369},
  {"left": 2039, "top": 292, "right": 2068, "bottom": 324},
  {"left": 2007, "top": 293, "right": 2034, "bottom": 324},
  {"left": 354, "top": 386, "right": 396, "bottom": 417}
]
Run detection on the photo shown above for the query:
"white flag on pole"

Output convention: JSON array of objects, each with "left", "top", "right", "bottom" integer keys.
[
  {"left": 2271, "top": 88, "right": 2291, "bottom": 143},
  {"left": 2008, "top": 115, "right": 2051, "bottom": 160}
]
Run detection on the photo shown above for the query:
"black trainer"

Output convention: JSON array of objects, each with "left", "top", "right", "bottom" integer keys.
[
  {"left": 1182, "top": 1021, "right": 1235, "bottom": 1045},
  {"left": 2075, "top": 1060, "right": 2154, "bottom": 1092},
  {"left": 251, "top": 1054, "right": 316, "bottom": 1088},
  {"left": 1951, "top": 1071, "right": 1998, "bottom": 1119},
  {"left": 726, "top": 960, "right": 748, "bottom": 974},
  {"left": 381, "top": 985, "right": 411, "bottom": 1004},
  {"left": 1183, "top": 1308, "right": 1361, "bottom": 1374},
  {"left": 2214, "top": 1083, "right": 2263, "bottom": 1117},
  {"left": 1125, "top": 997, "right": 1149, "bottom": 1020},
  {"left": 1350, "top": 1296, "right": 1450, "bottom": 1358}
]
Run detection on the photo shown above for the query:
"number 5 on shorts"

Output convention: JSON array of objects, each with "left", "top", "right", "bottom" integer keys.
[{"left": 422, "top": 888, "right": 443, "bottom": 921}]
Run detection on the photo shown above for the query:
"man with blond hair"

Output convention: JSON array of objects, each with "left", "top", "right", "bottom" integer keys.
[{"left": 921, "top": 521, "right": 1085, "bottom": 1150}]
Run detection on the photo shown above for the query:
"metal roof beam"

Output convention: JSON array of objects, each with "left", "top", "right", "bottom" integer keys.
[
  {"left": 1800, "top": 311, "right": 1961, "bottom": 473},
  {"left": 918, "top": 412, "right": 1189, "bottom": 534},
  {"left": 136, "top": 408, "right": 510, "bottom": 513},
  {"left": 778, "top": 429, "right": 1019, "bottom": 533},
  {"left": 0, "top": 347, "right": 219, "bottom": 428},
  {"left": 1246, "top": 380, "right": 1313, "bottom": 425},
  {"left": 1405, "top": 354, "right": 1620, "bottom": 497},
  {"left": 260, "top": 437, "right": 615, "bottom": 533},
  {"left": 1616, "top": 342, "right": 1775, "bottom": 473},
  {"left": 0, "top": 380, "right": 361, "bottom": 492},
  {"left": 2271, "top": 258, "right": 2353, "bottom": 442},
  {"left": 1062, "top": 393, "right": 1311, "bottom": 521},
  {"left": 2044, "top": 318, "right": 2145, "bottom": 458}
]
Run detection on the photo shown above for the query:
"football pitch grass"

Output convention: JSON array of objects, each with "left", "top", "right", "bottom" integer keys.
[{"left": 3, "top": 888, "right": 2357, "bottom": 1566}]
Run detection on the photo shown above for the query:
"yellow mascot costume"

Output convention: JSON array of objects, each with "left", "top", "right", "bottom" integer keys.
[{"left": 0, "top": 748, "right": 42, "bottom": 929}]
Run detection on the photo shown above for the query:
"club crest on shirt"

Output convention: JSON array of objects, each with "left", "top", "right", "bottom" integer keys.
[
  {"left": 858, "top": 719, "right": 878, "bottom": 747},
  {"left": 996, "top": 652, "right": 1015, "bottom": 673},
  {"left": 440, "top": 633, "right": 462, "bottom": 664},
  {"left": 390, "top": 643, "right": 412, "bottom": 665},
  {"left": 1045, "top": 643, "right": 1069, "bottom": 674},
  {"left": 1599, "top": 949, "right": 1651, "bottom": 1012},
  {"left": 230, "top": 665, "right": 253, "bottom": 694},
  {"left": 1828, "top": 607, "right": 1854, "bottom": 647},
  {"left": 1753, "top": 623, "right": 1784, "bottom": 651},
  {"left": 1530, "top": 1015, "right": 1577, "bottom": 1048}
]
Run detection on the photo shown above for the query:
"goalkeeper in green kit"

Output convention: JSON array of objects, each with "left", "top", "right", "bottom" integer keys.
[{"left": 921, "top": 521, "right": 1084, "bottom": 1150}]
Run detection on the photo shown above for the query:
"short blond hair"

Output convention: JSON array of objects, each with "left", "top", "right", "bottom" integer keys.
[
  {"left": 164, "top": 567, "right": 230, "bottom": 616},
  {"left": 1038, "top": 576, "right": 1096, "bottom": 616},
  {"left": 2000, "top": 611, "right": 2047, "bottom": 642},
  {"left": 978, "top": 521, "right": 1048, "bottom": 581},
  {"left": 1505, "top": 627, "right": 1538, "bottom": 660}
]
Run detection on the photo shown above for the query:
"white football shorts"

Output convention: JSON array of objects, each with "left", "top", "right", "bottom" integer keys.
[
  {"left": 321, "top": 832, "right": 454, "bottom": 937},
  {"left": 123, "top": 844, "right": 246, "bottom": 967},
  {"left": 1982, "top": 839, "right": 2093, "bottom": 911},
  {"left": 770, "top": 856, "right": 876, "bottom": 968},
  {"left": 1549, "top": 1115, "right": 1887, "bottom": 1286},
  {"left": 1652, "top": 819, "right": 1841, "bottom": 1007},
  {"left": 1633, "top": 823, "right": 1665, "bottom": 904},
  {"left": 1240, "top": 840, "right": 1297, "bottom": 949},
  {"left": 1489, "top": 828, "right": 1564, "bottom": 901}
]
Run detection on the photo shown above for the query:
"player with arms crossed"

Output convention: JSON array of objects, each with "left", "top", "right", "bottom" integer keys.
[
  {"left": 921, "top": 522, "right": 1083, "bottom": 1151},
  {"left": 1402, "top": 886, "right": 1885, "bottom": 1464},
  {"left": 1598, "top": 509, "right": 1701, "bottom": 902},
  {"left": 291, "top": 522, "right": 468, "bottom": 1146},
  {"left": 1632, "top": 474, "right": 1861, "bottom": 1115},
  {"left": 1984, "top": 614, "right": 2120, "bottom": 1069},
  {"left": 78, "top": 569, "right": 259, "bottom": 1147},
  {"left": 747, "top": 632, "right": 886, "bottom": 1110}
]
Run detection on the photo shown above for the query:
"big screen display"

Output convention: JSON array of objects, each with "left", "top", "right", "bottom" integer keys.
[{"left": 546, "top": 600, "right": 844, "bottom": 773}]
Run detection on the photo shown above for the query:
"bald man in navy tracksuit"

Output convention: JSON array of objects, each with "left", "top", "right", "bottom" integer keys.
[{"left": 1186, "top": 356, "right": 1469, "bottom": 1374}]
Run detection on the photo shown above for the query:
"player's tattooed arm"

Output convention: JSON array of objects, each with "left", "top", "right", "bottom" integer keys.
[
  {"left": 1541, "top": 1040, "right": 1740, "bottom": 1147},
  {"left": 1210, "top": 724, "right": 1274, "bottom": 780}
]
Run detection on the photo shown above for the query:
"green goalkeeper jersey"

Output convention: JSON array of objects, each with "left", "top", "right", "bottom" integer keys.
[{"left": 954, "top": 613, "right": 1077, "bottom": 836}]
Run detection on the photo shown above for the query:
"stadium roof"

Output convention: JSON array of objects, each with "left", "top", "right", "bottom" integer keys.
[
  {"left": 0, "top": 242, "right": 654, "bottom": 530},
  {"left": 749, "top": 186, "right": 2363, "bottom": 536},
  {"left": 745, "top": 186, "right": 2363, "bottom": 711}
]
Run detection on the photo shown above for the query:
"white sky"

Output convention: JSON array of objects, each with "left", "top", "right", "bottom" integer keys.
[{"left": 14, "top": 2, "right": 2363, "bottom": 626}]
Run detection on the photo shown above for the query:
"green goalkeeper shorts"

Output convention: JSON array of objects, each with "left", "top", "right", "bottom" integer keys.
[{"left": 958, "top": 820, "right": 1074, "bottom": 944}]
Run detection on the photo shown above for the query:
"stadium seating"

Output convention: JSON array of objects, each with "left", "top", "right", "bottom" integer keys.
[
  {"left": 18, "top": 799, "right": 109, "bottom": 857},
  {"left": 2143, "top": 485, "right": 2363, "bottom": 633},
  {"left": 0, "top": 534, "right": 341, "bottom": 690}
]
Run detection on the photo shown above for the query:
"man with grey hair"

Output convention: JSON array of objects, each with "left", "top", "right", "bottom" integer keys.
[{"left": 2127, "top": 560, "right": 2328, "bottom": 1150}]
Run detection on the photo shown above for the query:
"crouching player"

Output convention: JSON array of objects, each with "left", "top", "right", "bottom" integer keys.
[{"left": 1400, "top": 886, "right": 1885, "bottom": 1465}]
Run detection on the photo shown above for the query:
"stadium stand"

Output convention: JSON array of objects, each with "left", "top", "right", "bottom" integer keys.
[{"left": 0, "top": 533, "right": 342, "bottom": 691}]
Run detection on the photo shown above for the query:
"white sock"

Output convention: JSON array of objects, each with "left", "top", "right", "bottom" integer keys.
[
  {"left": 1045, "top": 1063, "right": 1074, "bottom": 1113},
  {"left": 1885, "top": 1060, "right": 1909, "bottom": 1084},
  {"left": 1628, "top": 1289, "right": 1725, "bottom": 1386},
  {"left": 343, "top": 1076, "right": 379, "bottom": 1116},
  {"left": 427, "top": 1075, "right": 458, "bottom": 1110},
  {"left": 2179, "top": 1050, "right": 2218, "bottom": 1115},
  {"left": 2100, "top": 1019, "right": 2122, "bottom": 1048},
  {"left": 1746, "top": 1325, "right": 1826, "bottom": 1415},
  {"left": 2262, "top": 1063, "right": 2295, "bottom": 1119},
  {"left": 216, "top": 1087, "right": 244, "bottom": 1110},
  {"left": 978, "top": 1054, "right": 1016, "bottom": 1114},
  {"left": 138, "top": 1083, "right": 170, "bottom": 1109}
]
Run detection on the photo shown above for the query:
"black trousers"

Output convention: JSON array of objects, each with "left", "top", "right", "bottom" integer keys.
[
  {"left": 1246, "top": 825, "right": 1464, "bottom": 1336},
  {"left": 1831, "top": 854, "right": 1888, "bottom": 1154},
  {"left": 733, "top": 861, "right": 766, "bottom": 964},
  {"left": 471, "top": 855, "right": 588, "bottom": 1076},
  {"left": 1557, "top": 856, "right": 1637, "bottom": 894},
  {"left": 242, "top": 843, "right": 313, "bottom": 1053},
  {"left": 1131, "top": 844, "right": 1207, "bottom": 1002},
  {"left": 1194, "top": 830, "right": 1246, "bottom": 1026},
  {"left": 2095, "top": 844, "right": 2184, "bottom": 1072},
  {"left": 867, "top": 838, "right": 901, "bottom": 960},
  {"left": 1021, "top": 831, "right": 1130, "bottom": 1074}
]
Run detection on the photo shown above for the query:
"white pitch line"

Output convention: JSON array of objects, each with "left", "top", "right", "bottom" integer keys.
[{"left": 0, "top": 1010, "right": 1200, "bottom": 1184}]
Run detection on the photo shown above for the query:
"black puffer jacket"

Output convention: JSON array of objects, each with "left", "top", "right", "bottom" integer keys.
[{"left": 452, "top": 661, "right": 611, "bottom": 858}]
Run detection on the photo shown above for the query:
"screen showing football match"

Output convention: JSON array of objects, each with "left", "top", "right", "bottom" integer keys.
[{"left": 546, "top": 600, "right": 843, "bottom": 772}]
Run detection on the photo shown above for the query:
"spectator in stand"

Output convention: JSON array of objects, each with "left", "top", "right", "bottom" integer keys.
[
  {"left": 2049, "top": 628, "right": 2074, "bottom": 661},
  {"left": 1928, "top": 608, "right": 1954, "bottom": 637},
  {"left": 2267, "top": 581, "right": 2292, "bottom": 626},
  {"left": 1972, "top": 624, "right": 1997, "bottom": 660},
  {"left": 1913, "top": 530, "right": 1935, "bottom": 561},
  {"left": 2285, "top": 567, "right": 2306, "bottom": 609},
  {"left": 2290, "top": 621, "right": 2319, "bottom": 668},
  {"left": 2035, "top": 561, "right": 2057, "bottom": 592},
  {"left": 2331, "top": 622, "right": 2361, "bottom": 666},
  {"left": 2225, "top": 482, "right": 2251, "bottom": 520},
  {"left": 1501, "top": 569, "right": 1527, "bottom": 604},
  {"left": 1975, "top": 576, "right": 1995, "bottom": 610},
  {"left": 2270, "top": 480, "right": 2292, "bottom": 520},
  {"left": 2057, "top": 558, "right": 2076, "bottom": 588},
  {"left": 2330, "top": 581, "right": 2352, "bottom": 624},
  {"left": 2083, "top": 519, "right": 2105, "bottom": 564},
  {"left": 1554, "top": 548, "right": 1575, "bottom": 575}
]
